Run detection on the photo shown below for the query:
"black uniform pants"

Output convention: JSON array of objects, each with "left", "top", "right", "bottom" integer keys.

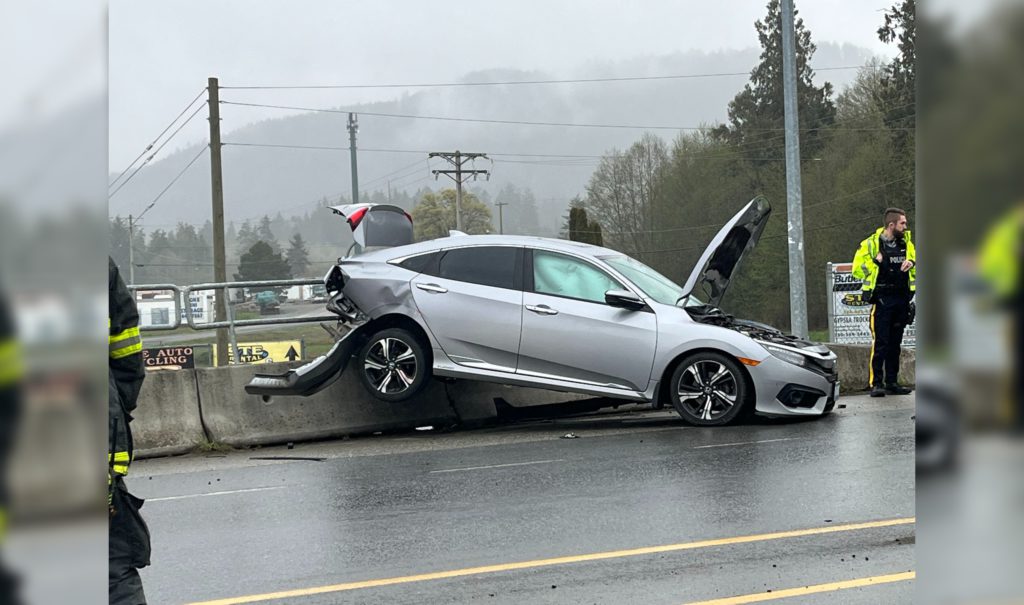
[
  {"left": 109, "top": 478, "right": 150, "bottom": 605},
  {"left": 869, "top": 292, "right": 910, "bottom": 387}
]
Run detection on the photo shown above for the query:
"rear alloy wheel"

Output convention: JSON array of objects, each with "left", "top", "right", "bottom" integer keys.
[
  {"left": 669, "top": 352, "right": 750, "bottom": 426},
  {"left": 357, "top": 328, "right": 429, "bottom": 402}
]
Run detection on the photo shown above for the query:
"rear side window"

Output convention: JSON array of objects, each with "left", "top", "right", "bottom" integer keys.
[
  {"left": 397, "top": 252, "right": 437, "bottom": 274},
  {"left": 438, "top": 247, "right": 519, "bottom": 290}
]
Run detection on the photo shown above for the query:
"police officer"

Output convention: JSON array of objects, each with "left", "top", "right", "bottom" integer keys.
[
  {"left": 979, "top": 204, "right": 1024, "bottom": 431},
  {"left": 109, "top": 257, "right": 150, "bottom": 604},
  {"left": 0, "top": 292, "right": 22, "bottom": 603},
  {"left": 853, "top": 208, "right": 916, "bottom": 397}
]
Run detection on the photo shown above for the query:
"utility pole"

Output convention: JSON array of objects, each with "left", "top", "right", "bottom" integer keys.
[
  {"left": 347, "top": 113, "right": 359, "bottom": 204},
  {"left": 208, "top": 77, "right": 230, "bottom": 366},
  {"left": 780, "top": 0, "right": 808, "bottom": 339},
  {"left": 428, "top": 150, "right": 490, "bottom": 231},
  {"left": 127, "top": 214, "right": 135, "bottom": 285},
  {"left": 495, "top": 201, "right": 509, "bottom": 234}
]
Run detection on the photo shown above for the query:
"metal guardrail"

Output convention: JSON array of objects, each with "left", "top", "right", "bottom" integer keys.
[
  {"left": 182, "top": 279, "right": 337, "bottom": 330},
  {"left": 131, "top": 278, "right": 338, "bottom": 366},
  {"left": 127, "top": 284, "right": 183, "bottom": 331}
]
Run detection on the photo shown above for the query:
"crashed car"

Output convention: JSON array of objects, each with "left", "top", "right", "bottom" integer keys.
[{"left": 247, "top": 197, "right": 839, "bottom": 426}]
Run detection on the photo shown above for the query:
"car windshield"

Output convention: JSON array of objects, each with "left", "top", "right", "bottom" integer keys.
[{"left": 601, "top": 255, "right": 688, "bottom": 306}]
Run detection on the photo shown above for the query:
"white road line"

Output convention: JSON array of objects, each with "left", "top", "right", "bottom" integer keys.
[
  {"left": 692, "top": 438, "right": 801, "bottom": 450},
  {"left": 148, "top": 486, "right": 287, "bottom": 502},
  {"left": 429, "top": 459, "right": 566, "bottom": 474}
]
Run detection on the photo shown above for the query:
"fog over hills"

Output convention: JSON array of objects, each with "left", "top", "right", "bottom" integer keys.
[{"left": 107, "top": 42, "right": 875, "bottom": 231}]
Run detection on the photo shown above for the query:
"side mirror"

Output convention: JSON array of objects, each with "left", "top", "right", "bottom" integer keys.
[{"left": 605, "top": 289, "right": 645, "bottom": 310}]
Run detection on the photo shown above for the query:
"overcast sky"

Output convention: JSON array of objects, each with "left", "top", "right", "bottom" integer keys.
[{"left": 107, "top": 0, "right": 902, "bottom": 173}]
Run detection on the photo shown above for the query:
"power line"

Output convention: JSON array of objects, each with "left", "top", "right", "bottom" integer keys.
[
  {"left": 109, "top": 88, "right": 207, "bottom": 189},
  {"left": 109, "top": 102, "right": 207, "bottom": 199},
  {"left": 218, "top": 65, "right": 865, "bottom": 90},
  {"left": 219, "top": 101, "right": 915, "bottom": 133},
  {"left": 361, "top": 158, "right": 432, "bottom": 188},
  {"left": 223, "top": 141, "right": 818, "bottom": 164},
  {"left": 803, "top": 176, "right": 914, "bottom": 210},
  {"left": 134, "top": 145, "right": 209, "bottom": 222}
]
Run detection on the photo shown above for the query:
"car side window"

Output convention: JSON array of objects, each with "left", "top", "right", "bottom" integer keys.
[
  {"left": 438, "top": 247, "right": 519, "bottom": 290},
  {"left": 533, "top": 250, "right": 623, "bottom": 304}
]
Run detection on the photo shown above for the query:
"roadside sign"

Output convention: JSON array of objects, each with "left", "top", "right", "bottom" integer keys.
[
  {"left": 142, "top": 346, "right": 196, "bottom": 370},
  {"left": 213, "top": 340, "right": 304, "bottom": 365},
  {"left": 827, "top": 262, "right": 915, "bottom": 347}
]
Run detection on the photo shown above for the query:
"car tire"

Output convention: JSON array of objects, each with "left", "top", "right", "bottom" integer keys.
[
  {"left": 357, "top": 327, "right": 430, "bottom": 402},
  {"left": 669, "top": 352, "right": 750, "bottom": 426}
]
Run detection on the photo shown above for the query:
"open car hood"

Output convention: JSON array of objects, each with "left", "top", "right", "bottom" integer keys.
[
  {"left": 680, "top": 197, "right": 771, "bottom": 308},
  {"left": 328, "top": 203, "right": 413, "bottom": 248}
]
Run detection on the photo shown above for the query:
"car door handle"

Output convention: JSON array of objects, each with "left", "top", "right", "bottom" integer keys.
[
  {"left": 526, "top": 304, "right": 558, "bottom": 316},
  {"left": 416, "top": 283, "right": 448, "bottom": 294}
]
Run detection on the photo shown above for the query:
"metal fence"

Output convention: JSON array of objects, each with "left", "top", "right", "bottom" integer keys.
[{"left": 130, "top": 278, "right": 337, "bottom": 365}]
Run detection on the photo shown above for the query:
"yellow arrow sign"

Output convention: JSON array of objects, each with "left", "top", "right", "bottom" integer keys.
[{"left": 213, "top": 340, "right": 303, "bottom": 366}]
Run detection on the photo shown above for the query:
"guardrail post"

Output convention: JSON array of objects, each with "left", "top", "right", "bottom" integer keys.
[{"left": 224, "top": 285, "right": 239, "bottom": 365}]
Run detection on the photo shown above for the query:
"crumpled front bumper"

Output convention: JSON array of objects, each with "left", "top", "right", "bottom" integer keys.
[{"left": 244, "top": 326, "right": 368, "bottom": 398}]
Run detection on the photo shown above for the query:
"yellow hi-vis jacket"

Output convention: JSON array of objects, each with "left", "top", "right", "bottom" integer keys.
[
  {"left": 978, "top": 208, "right": 1021, "bottom": 301},
  {"left": 852, "top": 228, "right": 916, "bottom": 296}
]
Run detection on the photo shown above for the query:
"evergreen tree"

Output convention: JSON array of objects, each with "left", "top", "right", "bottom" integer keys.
[
  {"left": 286, "top": 233, "right": 312, "bottom": 277},
  {"left": 109, "top": 216, "right": 131, "bottom": 271},
  {"left": 234, "top": 241, "right": 292, "bottom": 281},
  {"left": 559, "top": 196, "right": 587, "bottom": 239},
  {"left": 257, "top": 215, "right": 279, "bottom": 252},
  {"left": 236, "top": 220, "right": 259, "bottom": 252},
  {"left": 877, "top": 0, "right": 916, "bottom": 205},
  {"left": 714, "top": 0, "right": 836, "bottom": 163}
]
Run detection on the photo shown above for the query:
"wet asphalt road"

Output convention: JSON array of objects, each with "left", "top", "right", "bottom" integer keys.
[{"left": 133, "top": 393, "right": 915, "bottom": 605}]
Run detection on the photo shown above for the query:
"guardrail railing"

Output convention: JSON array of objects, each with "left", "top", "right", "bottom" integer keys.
[
  {"left": 127, "top": 284, "right": 183, "bottom": 331},
  {"left": 131, "top": 278, "right": 337, "bottom": 365}
]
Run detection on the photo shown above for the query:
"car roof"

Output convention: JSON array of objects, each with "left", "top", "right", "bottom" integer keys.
[{"left": 353, "top": 234, "right": 626, "bottom": 262}]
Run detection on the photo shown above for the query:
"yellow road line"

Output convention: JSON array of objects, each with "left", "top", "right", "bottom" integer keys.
[
  {"left": 187, "top": 517, "right": 915, "bottom": 605},
  {"left": 682, "top": 571, "right": 916, "bottom": 604}
]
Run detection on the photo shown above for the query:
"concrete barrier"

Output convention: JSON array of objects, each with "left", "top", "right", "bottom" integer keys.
[
  {"left": 132, "top": 369, "right": 206, "bottom": 458},
  {"left": 195, "top": 362, "right": 460, "bottom": 447},
  {"left": 829, "top": 344, "right": 915, "bottom": 391},
  {"left": 129, "top": 343, "right": 913, "bottom": 456}
]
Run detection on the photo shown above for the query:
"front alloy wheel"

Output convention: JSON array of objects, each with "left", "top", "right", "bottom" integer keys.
[
  {"left": 670, "top": 352, "right": 749, "bottom": 426},
  {"left": 357, "top": 327, "right": 429, "bottom": 402}
]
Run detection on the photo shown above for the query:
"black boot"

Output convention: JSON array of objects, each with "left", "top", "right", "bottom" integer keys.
[
  {"left": 870, "top": 385, "right": 886, "bottom": 397},
  {"left": 885, "top": 384, "right": 913, "bottom": 395}
]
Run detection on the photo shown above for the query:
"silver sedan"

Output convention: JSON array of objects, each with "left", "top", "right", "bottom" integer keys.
[{"left": 247, "top": 198, "right": 838, "bottom": 426}]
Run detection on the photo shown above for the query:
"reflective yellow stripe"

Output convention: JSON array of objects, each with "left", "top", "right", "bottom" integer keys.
[
  {"left": 868, "top": 305, "right": 877, "bottom": 387},
  {"left": 109, "top": 326, "right": 141, "bottom": 344},
  {"left": 0, "top": 508, "right": 6, "bottom": 540},
  {"left": 109, "top": 451, "right": 132, "bottom": 476},
  {"left": 0, "top": 339, "right": 22, "bottom": 386},
  {"left": 109, "top": 326, "right": 142, "bottom": 359}
]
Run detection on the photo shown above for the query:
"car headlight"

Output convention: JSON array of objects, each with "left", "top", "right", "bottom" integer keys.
[{"left": 759, "top": 342, "right": 808, "bottom": 367}]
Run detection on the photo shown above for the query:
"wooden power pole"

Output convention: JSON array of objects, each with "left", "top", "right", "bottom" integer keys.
[
  {"left": 428, "top": 151, "right": 490, "bottom": 231},
  {"left": 208, "top": 77, "right": 229, "bottom": 366}
]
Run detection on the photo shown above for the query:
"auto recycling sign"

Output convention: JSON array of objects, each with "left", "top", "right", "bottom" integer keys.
[{"left": 827, "top": 262, "right": 915, "bottom": 348}]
